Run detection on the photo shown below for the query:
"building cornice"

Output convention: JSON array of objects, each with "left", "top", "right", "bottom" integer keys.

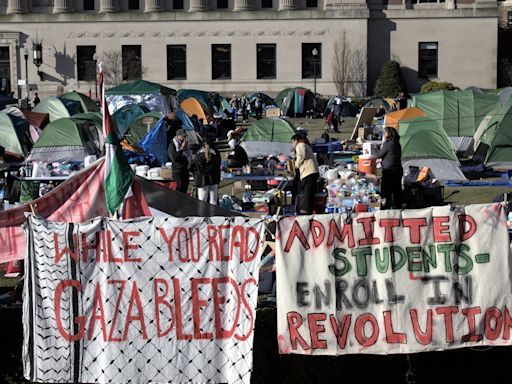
[{"left": 0, "top": 8, "right": 370, "bottom": 22}]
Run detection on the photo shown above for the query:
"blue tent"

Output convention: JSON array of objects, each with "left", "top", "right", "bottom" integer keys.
[{"left": 138, "top": 117, "right": 168, "bottom": 166}]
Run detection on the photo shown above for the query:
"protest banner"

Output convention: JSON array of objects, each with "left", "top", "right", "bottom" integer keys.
[
  {"left": 276, "top": 204, "right": 512, "bottom": 355},
  {"left": 0, "top": 160, "right": 107, "bottom": 263},
  {"left": 23, "top": 215, "right": 264, "bottom": 384}
]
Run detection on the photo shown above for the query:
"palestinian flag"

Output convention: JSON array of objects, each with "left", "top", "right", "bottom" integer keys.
[{"left": 99, "top": 67, "right": 132, "bottom": 214}]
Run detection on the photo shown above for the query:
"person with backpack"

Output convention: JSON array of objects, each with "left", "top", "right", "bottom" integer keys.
[{"left": 291, "top": 133, "right": 319, "bottom": 215}]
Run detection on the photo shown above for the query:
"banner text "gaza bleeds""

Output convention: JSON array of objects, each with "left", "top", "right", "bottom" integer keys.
[{"left": 53, "top": 224, "right": 261, "bottom": 264}]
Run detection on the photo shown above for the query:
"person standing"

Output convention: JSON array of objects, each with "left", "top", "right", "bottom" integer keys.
[
  {"left": 167, "top": 129, "right": 190, "bottom": 194},
  {"left": 33, "top": 92, "right": 40, "bottom": 106},
  {"left": 291, "top": 133, "right": 319, "bottom": 215},
  {"left": 192, "top": 141, "right": 221, "bottom": 205},
  {"left": 378, "top": 126, "right": 403, "bottom": 209}
]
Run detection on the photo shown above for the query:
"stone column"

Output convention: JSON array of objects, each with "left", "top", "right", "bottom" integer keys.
[
  {"left": 278, "top": 0, "right": 298, "bottom": 10},
  {"left": 100, "top": 0, "right": 119, "bottom": 12},
  {"left": 189, "top": 0, "right": 209, "bottom": 11},
  {"left": 234, "top": 0, "right": 253, "bottom": 11},
  {"left": 53, "top": 0, "right": 74, "bottom": 13},
  {"left": 7, "top": 0, "right": 28, "bottom": 14},
  {"left": 145, "top": 0, "right": 164, "bottom": 11}
]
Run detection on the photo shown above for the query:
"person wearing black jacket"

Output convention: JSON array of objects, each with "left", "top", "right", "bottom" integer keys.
[
  {"left": 192, "top": 141, "right": 221, "bottom": 205},
  {"left": 168, "top": 129, "right": 190, "bottom": 194},
  {"left": 378, "top": 127, "right": 403, "bottom": 209}
]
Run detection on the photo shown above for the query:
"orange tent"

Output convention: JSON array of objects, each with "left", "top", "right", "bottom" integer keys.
[
  {"left": 180, "top": 97, "right": 210, "bottom": 123},
  {"left": 384, "top": 107, "right": 426, "bottom": 130}
]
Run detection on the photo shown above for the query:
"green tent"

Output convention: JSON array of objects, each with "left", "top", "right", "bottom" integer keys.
[
  {"left": 61, "top": 92, "right": 100, "bottom": 113},
  {"left": 106, "top": 80, "right": 177, "bottom": 114},
  {"left": 27, "top": 117, "right": 100, "bottom": 162},
  {"left": 106, "top": 80, "right": 176, "bottom": 96},
  {"left": 32, "top": 96, "right": 81, "bottom": 122},
  {"left": 474, "top": 101, "right": 512, "bottom": 169},
  {"left": 240, "top": 117, "right": 295, "bottom": 157},
  {"left": 0, "top": 112, "right": 30, "bottom": 157},
  {"left": 410, "top": 90, "right": 500, "bottom": 151},
  {"left": 399, "top": 117, "right": 466, "bottom": 181},
  {"left": 275, "top": 87, "right": 316, "bottom": 117},
  {"left": 113, "top": 104, "right": 149, "bottom": 136},
  {"left": 125, "top": 111, "right": 162, "bottom": 145}
]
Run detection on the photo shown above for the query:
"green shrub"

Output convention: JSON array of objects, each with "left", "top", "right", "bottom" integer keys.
[
  {"left": 420, "top": 81, "right": 459, "bottom": 93},
  {"left": 373, "top": 61, "right": 407, "bottom": 98}
]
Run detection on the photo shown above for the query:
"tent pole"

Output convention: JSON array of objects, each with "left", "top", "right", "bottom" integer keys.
[{"left": 271, "top": 122, "right": 274, "bottom": 142}]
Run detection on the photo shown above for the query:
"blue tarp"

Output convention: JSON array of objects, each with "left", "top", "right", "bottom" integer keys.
[
  {"left": 138, "top": 117, "right": 168, "bottom": 166},
  {"left": 176, "top": 109, "right": 195, "bottom": 131}
]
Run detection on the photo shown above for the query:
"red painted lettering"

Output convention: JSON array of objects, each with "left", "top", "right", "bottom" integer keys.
[
  {"left": 383, "top": 310, "right": 406, "bottom": 343},
  {"left": 329, "top": 314, "right": 352, "bottom": 349},
  {"left": 123, "top": 231, "right": 141, "bottom": 262},
  {"left": 357, "top": 217, "right": 380, "bottom": 246},
  {"left": 287, "top": 311, "right": 310, "bottom": 351},
  {"left": 402, "top": 218, "right": 427, "bottom": 244},
  {"left": 284, "top": 221, "right": 310, "bottom": 253},
  {"left": 308, "top": 313, "right": 327, "bottom": 349},
  {"left": 433, "top": 217, "right": 452, "bottom": 242},
  {"left": 354, "top": 313, "right": 379, "bottom": 347},
  {"left": 191, "top": 278, "right": 214, "bottom": 340},
  {"left": 154, "top": 278, "right": 175, "bottom": 337},
  {"left": 410, "top": 308, "right": 433, "bottom": 345},
  {"left": 54, "top": 280, "right": 84, "bottom": 342}
]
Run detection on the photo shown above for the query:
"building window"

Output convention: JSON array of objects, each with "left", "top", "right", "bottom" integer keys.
[
  {"left": 167, "top": 45, "right": 187, "bottom": 80},
  {"left": 77, "top": 46, "right": 96, "bottom": 82},
  {"left": 411, "top": 0, "right": 445, "bottom": 3},
  {"left": 128, "top": 0, "right": 139, "bottom": 9},
  {"left": 257, "top": 44, "right": 276, "bottom": 79},
  {"left": 217, "top": 0, "right": 228, "bottom": 8},
  {"left": 122, "top": 45, "right": 142, "bottom": 81},
  {"left": 83, "top": 0, "right": 94, "bottom": 10},
  {"left": 0, "top": 47, "right": 10, "bottom": 95},
  {"left": 508, "top": 11, "right": 512, "bottom": 28},
  {"left": 212, "top": 44, "right": 231, "bottom": 80},
  {"left": 306, "top": 0, "right": 317, "bottom": 7},
  {"left": 173, "top": 0, "right": 184, "bottom": 9},
  {"left": 261, "top": 0, "right": 272, "bottom": 8},
  {"left": 418, "top": 42, "right": 438, "bottom": 78},
  {"left": 302, "top": 43, "right": 321, "bottom": 79}
]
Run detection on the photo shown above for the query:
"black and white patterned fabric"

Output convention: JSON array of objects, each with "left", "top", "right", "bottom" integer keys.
[{"left": 24, "top": 215, "right": 264, "bottom": 384}]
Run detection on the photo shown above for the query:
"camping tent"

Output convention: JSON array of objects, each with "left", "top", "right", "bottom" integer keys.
[
  {"left": 248, "top": 93, "right": 276, "bottom": 116},
  {"left": 323, "top": 96, "right": 358, "bottom": 118},
  {"left": 240, "top": 117, "right": 295, "bottom": 157},
  {"left": 106, "top": 80, "right": 177, "bottom": 114},
  {"left": 0, "top": 112, "right": 31, "bottom": 157},
  {"left": 180, "top": 97, "right": 210, "bottom": 123},
  {"left": 275, "top": 87, "right": 317, "bottom": 117},
  {"left": 363, "top": 97, "right": 396, "bottom": 113},
  {"left": 473, "top": 101, "right": 512, "bottom": 169},
  {"left": 399, "top": 117, "right": 466, "bottom": 181},
  {"left": 410, "top": 90, "right": 501, "bottom": 152},
  {"left": 112, "top": 104, "right": 150, "bottom": 136},
  {"left": 384, "top": 107, "right": 427, "bottom": 130},
  {"left": 61, "top": 92, "right": 100, "bottom": 113},
  {"left": 124, "top": 111, "right": 162, "bottom": 145},
  {"left": 2, "top": 106, "right": 49, "bottom": 143},
  {"left": 177, "top": 89, "right": 232, "bottom": 118},
  {"left": 32, "top": 96, "right": 81, "bottom": 122},
  {"left": 26, "top": 116, "right": 100, "bottom": 162}
]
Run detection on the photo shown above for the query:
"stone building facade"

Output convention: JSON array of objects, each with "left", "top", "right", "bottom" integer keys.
[{"left": 0, "top": 0, "right": 498, "bottom": 100}]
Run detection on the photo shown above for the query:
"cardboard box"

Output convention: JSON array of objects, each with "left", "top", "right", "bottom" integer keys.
[{"left": 265, "top": 107, "right": 281, "bottom": 118}]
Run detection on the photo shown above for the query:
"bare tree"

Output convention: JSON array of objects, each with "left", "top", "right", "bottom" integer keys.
[
  {"left": 331, "top": 32, "right": 368, "bottom": 97},
  {"left": 100, "top": 49, "right": 148, "bottom": 87},
  {"left": 350, "top": 48, "right": 367, "bottom": 98},
  {"left": 101, "top": 50, "right": 123, "bottom": 87}
]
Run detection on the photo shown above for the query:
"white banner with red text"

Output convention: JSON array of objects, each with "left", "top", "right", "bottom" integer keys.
[
  {"left": 23, "top": 215, "right": 264, "bottom": 384},
  {"left": 276, "top": 204, "right": 512, "bottom": 355}
]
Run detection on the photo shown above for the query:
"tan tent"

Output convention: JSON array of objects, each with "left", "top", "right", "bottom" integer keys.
[{"left": 384, "top": 107, "right": 426, "bottom": 130}]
